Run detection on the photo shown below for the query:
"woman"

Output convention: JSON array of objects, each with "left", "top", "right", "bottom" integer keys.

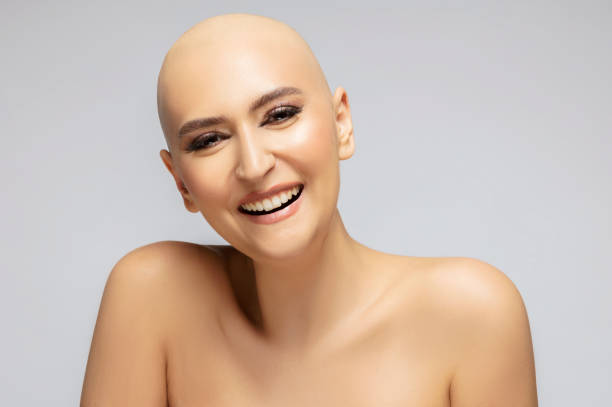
[{"left": 81, "top": 13, "right": 538, "bottom": 406}]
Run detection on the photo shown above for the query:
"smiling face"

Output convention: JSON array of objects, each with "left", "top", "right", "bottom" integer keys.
[{"left": 157, "top": 14, "right": 354, "bottom": 261}]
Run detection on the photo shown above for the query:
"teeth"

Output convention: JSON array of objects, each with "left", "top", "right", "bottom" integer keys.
[
  {"left": 241, "top": 185, "right": 301, "bottom": 212},
  {"left": 262, "top": 198, "right": 273, "bottom": 211}
]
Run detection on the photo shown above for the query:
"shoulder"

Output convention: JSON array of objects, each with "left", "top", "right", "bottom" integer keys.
[
  {"left": 100, "top": 241, "right": 234, "bottom": 337},
  {"left": 415, "top": 257, "right": 537, "bottom": 406},
  {"left": 423, "top": 257, "right": 525, "bottom": 312},
  {"left": 94, "top": 239, "right": 234, "bottom": 337},
  {"left": 373, "top": 254, "right": 529, "bottom": 342},
  {"left": 81, "top": 241, "right": 233, "bottom": 405},
  {"left": 394, "top": 255, "right": 523, "bottom": 311},
  {"left": 112, "top": 240, "right": 227, "bottom": 275},
  {"left": 81, "top": 242, "right": 224, "bottom": 407},
  {"left": 107, "top": 240, "right": 230, "bottom": 299},
  {"left": 416, "top": 256, "right": 531, "bottom": 343}
]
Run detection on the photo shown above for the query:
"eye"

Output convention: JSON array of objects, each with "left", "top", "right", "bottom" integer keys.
[
  {"left": 261, "top": 105, "right": 302, "bottom": 126},
  {"left": 186, "top": 133, "right": 228, "bottom": 152}
]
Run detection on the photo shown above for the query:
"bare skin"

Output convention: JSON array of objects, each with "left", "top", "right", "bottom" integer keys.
[{"left": 81, "top": 13, "right": 538, "bottom": 407}]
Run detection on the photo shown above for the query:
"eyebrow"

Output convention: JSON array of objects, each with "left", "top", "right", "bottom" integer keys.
[{"left": 177, "top": 86, "right": 303, "bottom": 138}]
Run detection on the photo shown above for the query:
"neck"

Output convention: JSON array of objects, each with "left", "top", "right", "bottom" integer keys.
[{"left": 249, "top": 209, "right": 378, "bottom": 349}]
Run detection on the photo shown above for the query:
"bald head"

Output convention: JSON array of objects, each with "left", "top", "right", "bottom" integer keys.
[{"left": 157, "top": 13, "right": 332, "bottom": 149}]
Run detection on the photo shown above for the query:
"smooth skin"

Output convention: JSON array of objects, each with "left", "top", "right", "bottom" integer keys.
[{"left": 81, "top": 13, "right": 538, "bottom": 407}]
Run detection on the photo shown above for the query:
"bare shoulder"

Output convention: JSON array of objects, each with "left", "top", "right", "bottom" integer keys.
[
  {"left": 112, "top": 240, "right": 228, "bottom": 277},
  {"left": 389, "top": 255, "right": 522, "bottom": 309},
  {"left": 410, "top": 256, "right": 538, "bottom": 406},
  {"left": 111, "top": 240, "right": 233, "bottom": 299},
  {"left": 410, "top": 256, "right": 532, "bottom": 346},
  {"left": 81, "top": 241, "right": 231, "bottom": 406},
  {"left": 420, "top": 257, "right": 526, "bottom": 312},
  {"left": 100, "top": 240, "right": 238, "bottom": 331}
]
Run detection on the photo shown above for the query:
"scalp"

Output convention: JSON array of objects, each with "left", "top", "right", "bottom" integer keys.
[{"left": 156, "top": 13, "right": 331, "bottom": 148}]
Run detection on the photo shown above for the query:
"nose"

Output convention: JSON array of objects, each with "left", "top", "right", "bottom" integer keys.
[{"left": 234, "top": 125, "right": 276, "bottom": 181}]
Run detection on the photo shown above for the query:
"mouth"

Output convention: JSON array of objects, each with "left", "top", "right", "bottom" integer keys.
[{"left": 238, "top": 184, "right": 304, "bottom": 216}]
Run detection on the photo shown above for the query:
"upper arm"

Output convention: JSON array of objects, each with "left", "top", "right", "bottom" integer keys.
[
  {"left": 444, "top": 259, "right": 538, "bottom": 407},
  {"left": 81, "top": 243, "right": 172, "bottom": 407}
]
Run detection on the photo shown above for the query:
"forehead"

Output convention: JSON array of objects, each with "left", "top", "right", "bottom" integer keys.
[{"left": 158, "top": 34, "right": 323, "bottom": 138}]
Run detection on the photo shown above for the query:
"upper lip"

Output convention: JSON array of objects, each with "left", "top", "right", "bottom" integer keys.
[{"left": 238, "top": 182, "right": 303, "bottom": 206}]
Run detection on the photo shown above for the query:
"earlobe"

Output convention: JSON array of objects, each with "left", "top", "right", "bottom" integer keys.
[
  {"left": 332, "top": 87, "right": 355, "bottom": 160},
  {"left": 159, "top": 149, "right": 199, "bottom": 213}
]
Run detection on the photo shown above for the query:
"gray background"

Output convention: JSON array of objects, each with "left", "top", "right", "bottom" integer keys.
[{"left": 1, "top": 0, "right": 610, "bottom": 405}]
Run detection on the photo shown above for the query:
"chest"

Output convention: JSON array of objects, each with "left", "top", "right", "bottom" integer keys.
[{"left": 165, "top": 318, "right": 452, "bottom": 407}]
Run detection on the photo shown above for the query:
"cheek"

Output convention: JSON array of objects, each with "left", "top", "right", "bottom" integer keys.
[
  {"left": 284, "top": 110, "right": 338, "bottom": 173},
  {"left": 178, "top": 155, "right": 231, "bottom": 210},
  {"left": 285, "top": 109, "right": 341, "bottom": 211}
]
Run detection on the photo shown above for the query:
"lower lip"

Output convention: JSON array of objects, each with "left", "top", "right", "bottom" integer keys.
[{"left": 239, "top": 187, "right": 304, "bottom": 225}]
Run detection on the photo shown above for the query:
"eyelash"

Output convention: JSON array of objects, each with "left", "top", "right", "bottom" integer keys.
[{"left": 185, "top": 105, "right": 303, "bottom": 152}]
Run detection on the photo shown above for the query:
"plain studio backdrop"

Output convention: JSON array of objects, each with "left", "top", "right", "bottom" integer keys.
[{"left": 1, "top": 1, "right": 610, "bottom": 405}]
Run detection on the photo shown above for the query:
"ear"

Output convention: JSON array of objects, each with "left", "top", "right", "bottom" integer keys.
[
  {"left": 332, "top": 86, "right": 355, "bottom": 160},
  {"left": 159, "top": 149, "right": 199, "bottom": 213}
]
